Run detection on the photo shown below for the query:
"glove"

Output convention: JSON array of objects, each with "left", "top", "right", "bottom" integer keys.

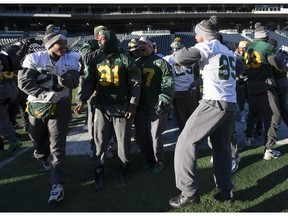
[
  {"left": 39, "top": 91, "right": 62, "bottom": 103},
  {"left": 155, "top": 101, "right": 169, "bottom": 115},
  {"left": 44, "top": 64, "right": 66, "bottom": 77}
]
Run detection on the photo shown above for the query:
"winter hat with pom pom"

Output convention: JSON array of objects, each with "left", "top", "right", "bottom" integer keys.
[
  {"left": 43, "top": 24, "right": 66, "bottom": 50},
  {"left": 194, "top": 17, "right": 218, "bottom": 41},
  {"left": 254, "top": 22, "right": 270, "bottom": 39}
]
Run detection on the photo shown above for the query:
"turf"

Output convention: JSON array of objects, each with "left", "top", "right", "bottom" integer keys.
[
  {"left": 1, "top": 90, "right": 288, "bottom": 212},
  {"left": 0, "top": 138, "right": 288, "bottom": 212}
]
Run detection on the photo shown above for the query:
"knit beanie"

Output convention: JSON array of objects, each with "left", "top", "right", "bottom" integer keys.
[
  {"left": 238, "top": 41, "right": 249, "bottom": 48},
  {"left": 194, "top": 19, "right": 217, "bottom": 41},
  {"left": 128, "top": 39, "right": 138, "bottom": 52},
  {"left": 94, "top": 25, "right": 107, "bottom": 36},
  {"left": 43, "top": 24, "right": 66, "bottom": 50},
  {"left": 254, "top": 26, "right": 270, "bottom": 39},
  {"left": 254, "top": 23, "right": 270, "bottom": 39},
  {"left": 139, "top": 36, "right": 153, "bottom": 49}
]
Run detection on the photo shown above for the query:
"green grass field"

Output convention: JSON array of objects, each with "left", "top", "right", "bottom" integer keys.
[
  {"left": 1, "top": 91, "right": 288, "bottom": 212},
  {"left": 0, "top": 119, "right": 288, "bottom": 212}
]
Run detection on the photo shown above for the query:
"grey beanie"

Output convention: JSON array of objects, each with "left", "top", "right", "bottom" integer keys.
[
  {"left": 194, "top": 19, "right": 217, "bottom": 41},
  {"left": 254, "top": 26, "right": 270, "bottom": 39},
  {"left": 43, "top": 24, "right": 67, "bottom": 50},
  {"left": 139, "top": 36, "right": 153, "bottom": 49}
]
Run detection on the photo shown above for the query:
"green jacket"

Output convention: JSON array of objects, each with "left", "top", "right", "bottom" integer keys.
[
  {"left": 79, "top": 31, "right": 141, "bottom": 117},
  {"left": 137, "top": 54, "right": 174, "bottom": 114},
  {"left": 244, "top": 39, "right": 276, "bottom": 94}
]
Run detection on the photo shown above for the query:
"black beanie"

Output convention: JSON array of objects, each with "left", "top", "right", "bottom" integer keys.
[{"left": 43, "top": 24, "right": 66, "bottom": 50}]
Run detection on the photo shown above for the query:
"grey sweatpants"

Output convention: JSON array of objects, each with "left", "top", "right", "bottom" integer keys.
[
  {"left": 29, "top": 98, "right": 71, "bottom": 185},
  {"left": 93, "top": 108, "right": 132, "bottom": 168},
  {"left": 134, "top": 111, "right": 168, "bottom": 163},
  {"left": 208, "top": 121, "right": 238, "bottom": 159},
  {"left": 248, "top": 90, "right": 281, "bottom": 150},
  {"left": 174, "top": 99, "right": 237, "bottom": 197}
]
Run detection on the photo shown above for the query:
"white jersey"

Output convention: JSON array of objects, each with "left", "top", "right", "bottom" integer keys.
[
  {"left": 163, "top": 54, "right": 194, "bottom": 92},
  {"left": 22, "top": 51, "right": 80, "bottom": 103},
  {"left": 195, "top": 39, "right": 236, "bottom": 102}
]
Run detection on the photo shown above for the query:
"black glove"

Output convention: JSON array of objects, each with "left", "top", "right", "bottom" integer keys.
[{"left": 155, "top": 101, "right": 169, "bottom": 115}]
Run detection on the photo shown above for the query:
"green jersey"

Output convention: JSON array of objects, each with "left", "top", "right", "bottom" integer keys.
[
  {"left": 244, "top": 39, "right": 276, "bottom": 94},
  {"left": 137, "top": 54, "right": 174, "bottom": 114},
  {"left": 81, "top": 49, "right": 141, "bottom": 116}
]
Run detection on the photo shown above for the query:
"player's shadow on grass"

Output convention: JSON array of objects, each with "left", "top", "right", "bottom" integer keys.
[
  {"left": 242, "top": 189, "right": 288, "bottom": 212},
  {"left": 235, "top": 163, "right": 288, "bottom": 203}
]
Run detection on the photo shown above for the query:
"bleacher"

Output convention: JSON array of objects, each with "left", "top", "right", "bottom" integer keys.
[
  {"left": 0, "top": 37, "right": 23, "bottom": 48},
  {"left": 269, "top": 32, "right": 288, "bottom": 50},
  {"left": 175, "top": 32, "right": 196, "bottom": 48},
  {"left": 0, "top": 31, "right": 287, "bottom": 54}
]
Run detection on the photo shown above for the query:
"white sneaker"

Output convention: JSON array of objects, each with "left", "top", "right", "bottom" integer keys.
[
  {"left": 232, "top": 155, "right": 241, "bottom": 173},
  {"left": 48, "top": 184, "right": 64, "bottom": 204},
  {"left": 263, "top": 149, "right": 281, "bottom": 160},
  {"left": 240, "top": 111, "right": 246, "bottom": 123},
  {"left": 245, "top": 137, "right": 254, "bottom": 147}
]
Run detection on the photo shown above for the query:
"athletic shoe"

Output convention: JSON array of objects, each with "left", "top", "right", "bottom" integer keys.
[
  {"left": 48, "top": 184, "right": 64, "bottom": 204},
  {"left": 153, "top": 162, "right": 164, "bottom": 174},
  {"left": 42, "top": 159, "right": 51, "bottom": 171},
  {"left": 263, "top": 149, "right": 281, "bottom": 160},
  {"left": 213, "top": 190, "right": 234, "bottom": 202},
  {"left": 231, "top": 154, "right": 241, "bottom": 173},
  {"left": 94, "top": 166, "right": 104, "bottom": 191},
  {"left": 7, "top": 139, "right": 22, "bottom": 157},
  {"left": 169, "top": 192, "right": 200, "bottom": 208},
  {"left": 245, "top": 137, "right": 254, "bottom": 147}
]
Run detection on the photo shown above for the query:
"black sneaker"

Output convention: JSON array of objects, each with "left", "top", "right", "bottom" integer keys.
[
  {"left": 169, "top": 192, "right": 200, "bottom": 208},
  {"left": 94, "top": 166, "right": 104, "bottom": 191},
  {"left": 213, "top": 190, "right": 234, "bottom": 202},
  {"left": 119, "top": 164, "right": 130, "bottom": 184}
]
